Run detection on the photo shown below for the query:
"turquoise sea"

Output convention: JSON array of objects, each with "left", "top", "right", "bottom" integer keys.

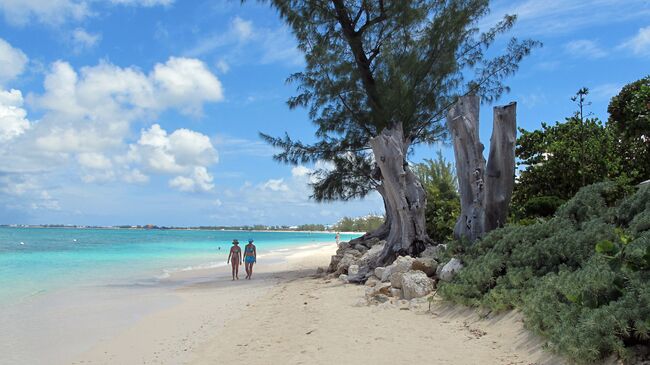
[{"left": 0, "top": 227, "right": 358, "bottom": 307}]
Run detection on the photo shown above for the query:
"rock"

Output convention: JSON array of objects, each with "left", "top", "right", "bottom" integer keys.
[
  {"left": 346, "top": 243, "right": 386, "bottom": 283},
  {"left": 365, "top": 282, "right": 391, "bottom": 297},
  {"left": 348, "top": 264, "right": 360, "bottom": 276},
  {"left": 372, "top": 294, "right": 390, "bottom": 304},
  {"left": 412, "top": 257, "right": 438, "bottom": 277},
  {"left": 381, "top": 255, "right": 415, "bottom": 281},
  {"left": 420, "top": 244, "right": 447, "bottom": 260},
  {"left": 390, "top": 288, "right": 402, "bottom": 298},
  {"left": 401, "top": 270, "right": 434, "bottom": 300},
  {"left": 374, "top": 266, "right": 386, "bottom": 280},
  {"left": 354, "top": 244, "right": 368, "bottom": 254},
  {"left": 316, "top": 267, "right": 325, "bottom": 275},
  {"left": 439, "top": 258, "right": 463, "bottom": 282},
  {"left": 390, "top": 271, "right": 404, "bottom": 289},
  {"left": 365, "top": 276, "right": 380, "bottom": 287},
  {"left": 338, "top": 274, "right": 348, "bottom": 283},
  {"left": 336, "top": 253, "right": 358, "bottom": 274},
  {"left": 328, "top": 254, "right": 342, "bottom": 272}
]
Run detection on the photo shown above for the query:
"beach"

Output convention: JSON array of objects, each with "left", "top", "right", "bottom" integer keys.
[{"left": 54, "top": 243, "right": 569, "bottom": 365}]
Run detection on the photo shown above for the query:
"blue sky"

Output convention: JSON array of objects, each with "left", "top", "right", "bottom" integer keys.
[{"left": 0, "top": 0, "right": 648, "bottom": 226}]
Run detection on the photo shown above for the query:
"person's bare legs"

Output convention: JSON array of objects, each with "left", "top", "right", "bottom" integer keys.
[
  {"left": 231, "top": 262, "right": 236, "bottom": 280},
  {"left": 234, "top": 261, "right": 240, "bottom": 280},
  {"left": 248, "top": 262, "right": 254, "bottom": 279}
]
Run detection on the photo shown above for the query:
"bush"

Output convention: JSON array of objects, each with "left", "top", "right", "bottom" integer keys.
[{"left": 439, "top": 182, "right": 650, "bottom": 363}]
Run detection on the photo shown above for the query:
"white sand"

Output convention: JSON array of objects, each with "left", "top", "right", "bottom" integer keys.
[{"left": 62, "top": 242, "right": 573, "bottom": 365}]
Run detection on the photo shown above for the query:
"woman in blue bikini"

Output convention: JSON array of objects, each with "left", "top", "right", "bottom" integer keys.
[{"left": 243, "top": 239, "right": 257, "bottom": 280}]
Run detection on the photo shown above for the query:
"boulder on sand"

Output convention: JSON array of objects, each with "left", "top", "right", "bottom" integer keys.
[
  {"left": 439, "top": 258, "right": 463, "bottom": 282},
  {"left": 401, "top": 270, "right": 434, "bottom": 300}
]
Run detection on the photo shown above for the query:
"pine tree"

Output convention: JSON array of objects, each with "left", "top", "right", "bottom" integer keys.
[{"left": 261, "top": 0, "right": 539, "bottom": 266}]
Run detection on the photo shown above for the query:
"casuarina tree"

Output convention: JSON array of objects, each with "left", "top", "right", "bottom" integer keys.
[{"left": 260, "top": 0, "right": 539, "bottom": 266}]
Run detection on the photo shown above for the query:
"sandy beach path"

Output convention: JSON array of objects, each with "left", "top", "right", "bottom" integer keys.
[{"left": 191, "top": 274, "right": 567, "bottom": 365}]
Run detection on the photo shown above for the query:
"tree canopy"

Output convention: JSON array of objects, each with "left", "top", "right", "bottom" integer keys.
[{"left": 261, "top": 0, "right": 540, "bottom": 201}]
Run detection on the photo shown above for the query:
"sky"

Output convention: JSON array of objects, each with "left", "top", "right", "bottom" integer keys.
[{"left": 0, "top": 0, "right": 648, "bottom": 226}]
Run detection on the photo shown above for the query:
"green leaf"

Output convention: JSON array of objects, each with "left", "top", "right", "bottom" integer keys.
[{"left": 595, "top": 240, "right": 617, "bottom": 255}]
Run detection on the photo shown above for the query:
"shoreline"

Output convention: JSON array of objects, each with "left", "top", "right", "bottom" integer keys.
[
  {"left": 0, "top": 225, "right": 366, "bottom": 235},
  {"left": 67, "top": 242, "right": 571, "bottom": 365}
]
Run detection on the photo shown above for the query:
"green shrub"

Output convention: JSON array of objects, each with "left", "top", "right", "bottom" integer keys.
[{"left": 439, "top": 182, "right": 650, "bottom": 363}]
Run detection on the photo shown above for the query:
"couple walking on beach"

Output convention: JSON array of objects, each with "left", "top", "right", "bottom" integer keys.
[{"left": 226, "top": 239, "right": 256, "bottom": 280}]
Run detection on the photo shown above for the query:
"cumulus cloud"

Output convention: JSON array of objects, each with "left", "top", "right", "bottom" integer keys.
[
  {"left": 128, "top": 124, "right": 217, "bottom": 191},
  {"left": 0, "top": 38, "right": 28, "bottom": 86},
  {"left": 0, "top": 89, "right": 31, "bottom": 142},
  {"left": 620, "top": 26, "right": 650, "bottom": 57},
  {"left": 169, "top": 166, "right": 215, "bottom": 192}
]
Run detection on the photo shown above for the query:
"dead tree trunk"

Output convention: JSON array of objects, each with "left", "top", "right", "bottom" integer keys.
[
  {"left": 370, "top": 123, "right": 430, "bottom": 266},
  {"left": 447, "top": 96, "right": 517, "bottom": 242},
  {"left": 447, "top": 95, "right": 486, "bottom": 242},
  {"left": 485, "top": 103, "right": 517, "bottom": 231}
]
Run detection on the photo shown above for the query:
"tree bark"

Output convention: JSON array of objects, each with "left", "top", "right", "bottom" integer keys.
[
  {"left": 447, "top": 95, "right": 486, "bottom": 242},
  {"left": 447, "top": 96, "right": 517, "bottom": 242},
  {"left": 369, "top": 123, "right": 430, "bottom": 266},
  {"left": 484, "top": 102, "right": 517, "bottom": 231}
]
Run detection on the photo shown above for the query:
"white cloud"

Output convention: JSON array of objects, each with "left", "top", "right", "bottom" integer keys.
[
  {"left": 152, "top": 57, "right": 223, "bottom": 115},
  {"left": 109, "top": 0, "right": 173, "bottom": 6},
  {"left": 0, "top": 0, "right": 89, "bottom": 26},
  {"left": 31, "top": 190, "right": 61, "bottom": 211},
  {"left": 71, "top": 28, "right": 101, "bottom": 52},
  {"left": 232, "top": 16, "right": 253, "bottom": 41},
  {"left": 0, "top": 0, "right": 174, "bottom": 26},
  {"left": 122, "top": 168, "right": 149, "bottom": 184},
  {"left": 130, "top": 123, "right": 218, "bottom": 175},
  {"left": 260, "top": 178, "right": 289, "bottom": 192},
  {"left": 620, "top": 26, "right": 650, "bottom": 57},
  {"left": 184, "top": 17, "right": 304, "bottom": 68},
  {"left": 591, "top": 83, "right": 622, "bottom": 101},
  {"left": 564, "top": 39, "right": 607, "bottom": 59},
  {"left": 291, "top": 166, "right": 311, "bottom": 178},
  {"left": 77, "top": 152, "right": 112, "bottom": 169},
  {"left": 484, "top": 0, "right": 650, "bottom": 36},
  {"left": 169, "top": 166, "right": 214, "bottom": 192},
  {"left": 0, "top": 38, "right": 28, "bottom": 86},
  {"left": 0, "top": 89, "right": 30, "bottom": 142}
]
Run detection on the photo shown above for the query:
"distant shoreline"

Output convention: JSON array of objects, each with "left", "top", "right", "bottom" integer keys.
[{"left": 0, "top": 225, "right": 366, "bottom": 235}]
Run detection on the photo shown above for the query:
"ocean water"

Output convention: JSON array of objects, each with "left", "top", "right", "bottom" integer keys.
[{"left": 0, "top": 227, "right": 358, "bottom": 307}]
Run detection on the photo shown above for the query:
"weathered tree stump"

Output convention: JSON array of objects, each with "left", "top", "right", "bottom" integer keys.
[{"left": 447, "top": 96, "right": 517, "bottom": 241}]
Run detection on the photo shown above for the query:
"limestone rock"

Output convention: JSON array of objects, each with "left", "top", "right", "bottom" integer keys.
[
  {"left": 372, "top": 294, "right": 390, "bottom": 304},
  {"left": 338, "top": 274, "right": 349, "bottom": 283},
  {"left": 365, "top": 276, "right": 380, "bottom": 287},
  {"left": 374, "top": 266, "right": 386, "bottom": 281},
  {"left": 439, "top": 258, "right": 463, "bottom": 282},
  {"left": 381, "top": 255, "right": 415, "bottom": 281},
  {"left": 401, "top": 270, "right": 434, "bottom": 300},
  {"left": 390, "top": 288, "right": 402, "bottom": 299},
  {"left": 420, "top": 244, "right": 447, "bottom": 261},
  {"left": 348, "top": 264, "right": 360, "bottom": 276},
  {"left": 336, "top": 253, "right": 357, "bottom": 274},
  {"left": 412, "top": 257, "right": 438, "bottom": 277},
  {"left": 366, "top": 282, "right": 391, "bottom": 297},
  {"left": 390, "top": 272, "right": 404, "bottom": 289}
]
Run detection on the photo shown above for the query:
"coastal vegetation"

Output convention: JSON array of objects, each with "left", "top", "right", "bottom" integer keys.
[
  {"left": 437, "top": 78, "right": 650, "bottom": 363},
  {"left": 261, "top": 0, "right": 538, "bottom": 265}
]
